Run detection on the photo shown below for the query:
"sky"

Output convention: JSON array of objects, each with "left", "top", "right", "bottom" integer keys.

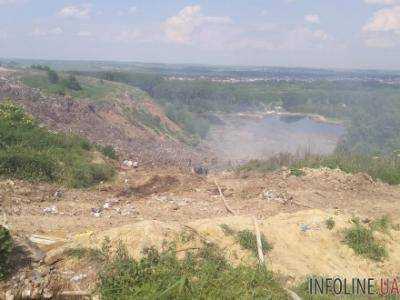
[{"left": 0, "top": 0, "right": 400, "bottom": 69}]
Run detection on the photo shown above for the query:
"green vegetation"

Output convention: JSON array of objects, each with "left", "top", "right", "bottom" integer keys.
[
  {"left": 47, "top": 69, "right": 59, "bottom": 84},
  {"left": 22, "top": 66, "right": 400, "bottom": 175},
  {"left": 0, "top": 226, "right": 12, "bottom": 280},
  {"left": 65, "top": 247, "right": 104, "bottom": 263},
  {"left": 0, "top": 101, "right": 115, "bottom": 187},
  {"left": 78, "top": 71, "right": 400, "bottom": 155},
  {"left": 121, "top": 105, "right": 179, "bottom": 139},
  {"left": 371, "top": 215, "right": 391, "bottom": 234},
  {"left": 220, "top": 224, "right": 272, "bottom": 256},
  {"left": 164, "top": 103, "right": 210, "bottom": 139},
  {"left": 99, "top": 145, "right": 118, "bottom": 160},
  {"left": 64, "top": 75, "right": 82, "bottom": 91},
  {"left": 22, "top": 69, "right": 124, "bottom": 101},
  {"left": 235, "top": 154, "right": 294, "bottom": 173},
  {"left": 236, "top": 151, "right": 400, "bottom": 185},
  {"left": 98, "top": 242, "right": 286, "bottom": 299},
  {"left": 344, "top": 219, "right": 388, "bottom": 261},
  {"left": 289, "top": 167, "right": 305, "bottom": 177},
  {"left": 325, "top": 217, "right": 335, "bottom": 230}
]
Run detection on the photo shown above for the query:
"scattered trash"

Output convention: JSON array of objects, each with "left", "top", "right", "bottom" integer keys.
[
  {"left": 121, "top": 204, "right": 136, "bottom": 216},
  {"left": 263, "top": 190, "right": 275, "bottom": 200},
  {"left": 193, "top": 165, "right": 208, "bottom": 175},
  {"left": 300, "top": 224, "right": 310, "bottom": 232},
  {"left": 70, "top": 273, "right": 87, "bottom": 284},
  {"left": 53, "top": 190, "right": 63, "bottom": 199},
  {"left": 102, "top": 198, "right": 120, "bottom": 209},
  {"left": 122, "top": 160, "right": 133, "bottom": 167},
  {"left": 154, "top": 195, "right": 190, "bottom": 206},
  {"left": 262, "top": 189, "right": 293, "bottom": 205},
  {"left": 122, "top": 160, "right": 138, "bottom": 169},
  {"left": 91, "top": 207, "right": 102, "bottom": 217},
  {"left": 43, "top": 206, "right": 58, "bottom": 214},
  {"left": 29, "top": 235, "right": 64, "bottom": 246},
  {"left": 300, "top": 223, "right": 321, "bottom": 232}
]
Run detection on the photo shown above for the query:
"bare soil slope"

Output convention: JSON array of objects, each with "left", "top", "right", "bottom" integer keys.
[
  {"left": 2, "top": 166, "right": 400, "bottom": 296},
  {"left": 0, "top": 68, "right": 198, "bottom": 164}
]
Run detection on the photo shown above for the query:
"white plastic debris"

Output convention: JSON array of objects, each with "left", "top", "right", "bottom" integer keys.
[
  {"left": 102, "top": 198, "right": 120, "bottom": 209},
  {"left": 29, "top": 234, "right": 64, "bottom": 245},
  {"left": 122, "top": 160, "right": 133, "bottom": 167},
  {"left": 43, "top": 206, "right": 58, "bottom": 214},
  {"left": 70, "top": 273, "right": 87, "bottom": 283},
  {"left": 91, "top": 207, "right": 102, "bottom": 217}
]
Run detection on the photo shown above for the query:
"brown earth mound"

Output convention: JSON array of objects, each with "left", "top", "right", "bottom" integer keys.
[{"left": 124, "top": 175, "right": 180, "bottom": 196}]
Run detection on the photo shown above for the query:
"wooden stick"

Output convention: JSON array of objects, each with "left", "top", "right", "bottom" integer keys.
[
  {"left": 253, "top": 217, "right": 265, "bottom": 266},
  {"left": 214, "top": 180, "right": 235, "bottom": 215}
]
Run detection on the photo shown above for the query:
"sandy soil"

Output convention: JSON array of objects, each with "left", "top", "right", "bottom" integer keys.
[{"left": 2, "top": 165, "right": 400, "bottom": 297}]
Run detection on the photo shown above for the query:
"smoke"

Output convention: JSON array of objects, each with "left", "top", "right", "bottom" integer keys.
[{"left": 204, "top": 113, "right": 345, "bottom": 164}]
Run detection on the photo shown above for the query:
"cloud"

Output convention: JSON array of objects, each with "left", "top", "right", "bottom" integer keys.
[
  {"left": 363, "top": 5, "right": 400, "bottom": 32},
  {"left": 364, "top": 35, "right": 397, "bottom": 47},
  {"left": 31, "top": 27, "right": 63, "bottom": 37},
  {"left": 58, "top": 4, "right": 91, "bottom": 19},
  {"left": 162, "top": 5, "right": 232, "bottom": 44},
  {"left": 128, "top": 6, "right": 137, "bottom": 14},
  {"left": 362, "top": 5, "right": 400, "bottom": 48},
  {"left": 260, "top": 10, "right": 268, "bottom": 16},
  {"left": 304, "top": 14, "right": 320, "bottom": 24},
  {"left": 0, "top": 0, "right": 28, "bottom": 5},
  {"left": 77, "top": 30, "right": 92, "bottom": 37},
  {"left": 364, "top": 0, "right": 398, "bottom": 5}
]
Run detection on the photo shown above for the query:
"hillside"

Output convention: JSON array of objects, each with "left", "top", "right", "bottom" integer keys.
[
  {"left": 0, "top": 67, "right": 198, "bottom": 165},
  {"left": 2, "top": 66, "right": 400, "bottom": 299}
]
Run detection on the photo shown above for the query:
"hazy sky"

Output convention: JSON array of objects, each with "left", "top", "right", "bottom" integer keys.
[{"left": 0, "top": 0, "right": 400, "bottom": 69}]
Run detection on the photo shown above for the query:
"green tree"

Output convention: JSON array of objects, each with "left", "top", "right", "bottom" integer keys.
[{"left": 47, "top": 69, "right": 59, "bottom": 84}]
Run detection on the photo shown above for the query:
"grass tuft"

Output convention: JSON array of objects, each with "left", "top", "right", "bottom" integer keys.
[
  {"left": 344, "top": 222, "right": 387, "bottom": 261},
  {"left": 325, "top": 217, "right": 335, "bottom": 230},
  {"left": 98, "top": 242, "right": 286, "bottom": 299},
  {"left": 219, "top": 224, "right": 272, "bottom": 257}
]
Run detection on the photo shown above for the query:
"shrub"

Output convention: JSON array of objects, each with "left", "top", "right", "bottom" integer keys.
[
  {"left": 371, "top": 215, "right": 391, "bottom": 233},
  {"left": 101, "top": 145, "right": 118, "bottom": 160},
  {"left": 64, "top": 247, "right": 104, "bottom": 263},
  {"left": 325, "top": 217, "right": 335, "bottom": 230},
  {"left": 0, "top": 148, "right": 58, "bottom": 182},
  {"left": 0, "top": 102, "right": 115, "bottom": 187},
  {"left": 236, "top": 229, "right": 273, "bottom": 256},
  {"left": 64, "top": 75, "right": 82, "bottom": 91},
  {"left": 47, "top": 69, "right": 59, "bottom": 84},
  {"left": 0, "top": 226, "right": 12, "bottom": 280},
  {"left": 0, "top": 100, "right": 35, "bottom": 128},
  {"left": 69, "top": 163, "right": 115, "bottom": 188},
  {"left": 219, "top": 224, "right": 272, "bottom": 256},
  {"left": 98, "top": 243, "right": 287, "bottom": 299},
  {"left": 289, "top": 167, "right": 305, "bottom": 177},
  {"left": 344, "top": 223, "right": 387, "bottom": 261}
]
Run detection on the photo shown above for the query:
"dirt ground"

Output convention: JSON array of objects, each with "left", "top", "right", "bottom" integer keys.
[{"left": 2, "top": 165, "right": 400, "bottom": 297}]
